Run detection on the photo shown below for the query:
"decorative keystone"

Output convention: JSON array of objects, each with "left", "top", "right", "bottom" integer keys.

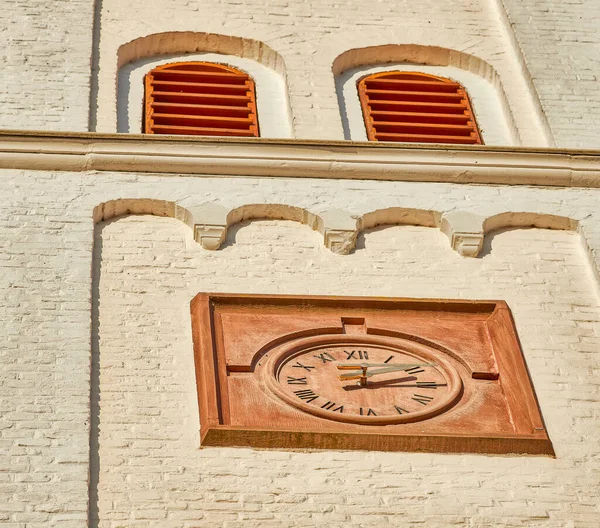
[
  {"left": 441, "top": 211, "right": 485, "bottom": 258},
  {"left": 319, "top": 209, "right": 358, "bottom": 255},
  {"left": 187, "top": 203, "right": 230, "bottom": 250}
]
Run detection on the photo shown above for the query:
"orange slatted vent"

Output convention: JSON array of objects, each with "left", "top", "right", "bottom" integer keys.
[
  {"left": 358, "top": 72, "right": 482, "bottom": 145},
  {"left": 144, "top": 62, "right": 259, "bottom": 137}
]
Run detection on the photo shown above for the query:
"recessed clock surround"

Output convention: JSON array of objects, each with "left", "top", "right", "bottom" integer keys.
[{"left": 190, "top": 293, "right": 554, "bottom": 455}]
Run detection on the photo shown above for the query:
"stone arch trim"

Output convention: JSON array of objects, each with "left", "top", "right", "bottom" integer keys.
[
  {"left": 91, "top": 201, "right": 600, "bottom": 283},
  {"left": 333, "top": 44, "right": 499, "bottom": 80},
  {"left": 91, "top": 200, "right": 357, "bottom": 255},
  {"left": 92, "top": 199, "right": 190, "bottom": 224},
  {"left": 192, "top": 203, "right": 357, "bottom": 255},
  {"left": 483, "top": 212, "right": 578, "bottom": 234},
  {"left": 358, "top": 208, "right": 442, "bottom": 231},
  {"left": 117, "top": 32, "right": 286, "bottom": 75},
  {"left": 481, "top": 212, "right": 600, "bottom": 284}
]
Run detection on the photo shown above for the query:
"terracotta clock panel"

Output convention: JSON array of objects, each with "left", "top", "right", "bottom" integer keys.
[{"left": 190, "top": 293, "right": 553, "bottom": 455}]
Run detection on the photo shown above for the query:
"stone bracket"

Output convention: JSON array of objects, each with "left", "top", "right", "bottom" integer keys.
[
  {"left": 319, "top": 209, "right": 358, "bottom": 255},
  {"left": 187, "top": 203, "right": 229, "bottom": 250},
  {"left": 441, "top": 211, "right": 485, "bottom": 257}
]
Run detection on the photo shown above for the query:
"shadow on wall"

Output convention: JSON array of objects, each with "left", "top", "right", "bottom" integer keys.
[{"left": 88, "top": 221, "right": 104, "bottom": 528}]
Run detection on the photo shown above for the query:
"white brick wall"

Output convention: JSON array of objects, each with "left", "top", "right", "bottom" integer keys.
[
  {"left": 91, "top": 215, "right": 600, "bottom": 527},
  {"left": 0, "top": 0, "right": 95, "bottom": 132},
  {"left": 1, "top": 0, "right": 598, "bottom": 147},
  {"left": 0, "top": 0, "right": 598, "bottom": 525},
  {"left": 501, "top": 0, "right": 600, "bottom": 148},
  {"left": 0, "top": 169, "right": 600, "bottom": 525},
  {"left": 95, "top": 0, "right": 549, "bottom": 146}
]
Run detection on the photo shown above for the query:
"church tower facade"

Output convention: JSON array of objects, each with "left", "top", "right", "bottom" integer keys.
[{"left": 1, "top": 0, "right": 599, "bottom": 526}]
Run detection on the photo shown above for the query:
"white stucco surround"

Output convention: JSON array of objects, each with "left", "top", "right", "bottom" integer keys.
[
  {"left": 337, "top": 64, "right": 518, "bottom": 145},
  {"left": 118, "top": 53, "right": 293, "bottom": 138}
]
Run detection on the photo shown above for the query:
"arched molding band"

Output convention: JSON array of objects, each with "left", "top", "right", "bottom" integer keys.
[
  {"left": 91, "top": 200, "right": 600, "bottom": 283},
  {"left": 191, "top": 203, "right": 358, "bottom": 255},
  {"left": 117, "top": 32, "right": 286, "bottom": 76},
  {"left": 91, "top": 199, "right": 358, "bottom": 255},
  {"left": 483, "top": 212, "right": 578, "bottom": 234},
  {"left": 358, "top": 208, "right": 442, "bottom": 231},
  {"left": 333, "top": 44, "right": 504, "bottom": 79}
]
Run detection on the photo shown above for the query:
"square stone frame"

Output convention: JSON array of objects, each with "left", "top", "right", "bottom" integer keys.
[{"left": 190, "top": 293, "right": 554, "bottom": 456}]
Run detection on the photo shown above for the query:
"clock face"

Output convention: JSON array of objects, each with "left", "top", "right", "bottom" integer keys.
[{"left": 265, "top": 338, "right": 463, "bottom": 425}]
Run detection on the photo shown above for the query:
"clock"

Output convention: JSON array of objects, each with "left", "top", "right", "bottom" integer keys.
[
  {"left": 264, "top": 336, "right": 462, "bottom": 425},
  {"left": 190, "top": 293, "right": 553, "bottom": 455}
]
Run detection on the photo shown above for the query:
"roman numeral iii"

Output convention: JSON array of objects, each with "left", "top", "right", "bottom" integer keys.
[{"left": 412, "top": 394, "right": 434, "bottom": 405}]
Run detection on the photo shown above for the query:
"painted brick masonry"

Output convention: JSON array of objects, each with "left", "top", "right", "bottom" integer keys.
[{"left": 0, "top": 170, "right": 599, "bottom": 525}]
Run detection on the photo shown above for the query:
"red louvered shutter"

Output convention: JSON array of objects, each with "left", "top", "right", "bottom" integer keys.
[
  {"left": 358, "top": 72, "right": 482, "bottom": 145},
  {"left": 144, "top": 62, "right": 259, "bottom": 137}
]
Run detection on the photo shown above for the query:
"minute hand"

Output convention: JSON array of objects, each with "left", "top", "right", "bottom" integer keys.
[{"left": 338, "top": 363, "right": 434, "bottom": 381}]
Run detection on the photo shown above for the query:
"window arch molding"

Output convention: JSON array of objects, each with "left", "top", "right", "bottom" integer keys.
[
  {"left": 118, "top": 53, "right": 292, "bottom": 138},
  {"left": 336, "top": 63, "right": 519, "bottom": 146}
]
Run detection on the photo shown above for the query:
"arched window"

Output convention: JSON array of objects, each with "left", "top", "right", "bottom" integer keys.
[
  {"left": 144, "top": 62, "right": 259, "bottom": 137},
  {"left": 358, "top": 72, "right": 482, "bottom": 145}
]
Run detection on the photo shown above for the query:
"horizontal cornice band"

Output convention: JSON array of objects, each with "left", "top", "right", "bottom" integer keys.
[{"left": 0, "top": 130, "right": 599, "bottom": 188}]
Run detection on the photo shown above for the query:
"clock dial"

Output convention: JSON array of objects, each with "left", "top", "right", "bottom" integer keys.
[{"left": 266, "top": 339, "right": 462, "bottom": 425}]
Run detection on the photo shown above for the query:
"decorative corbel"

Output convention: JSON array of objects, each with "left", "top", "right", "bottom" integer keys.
[
  {"left": 187, "top": 203, "right": 230, "bottom": 250},
  {"left": 319, "top": 210, "right": 358, "bottom": 255},
  {"left": 441, "top": 211, "right": 485, "bottom": 257}
]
